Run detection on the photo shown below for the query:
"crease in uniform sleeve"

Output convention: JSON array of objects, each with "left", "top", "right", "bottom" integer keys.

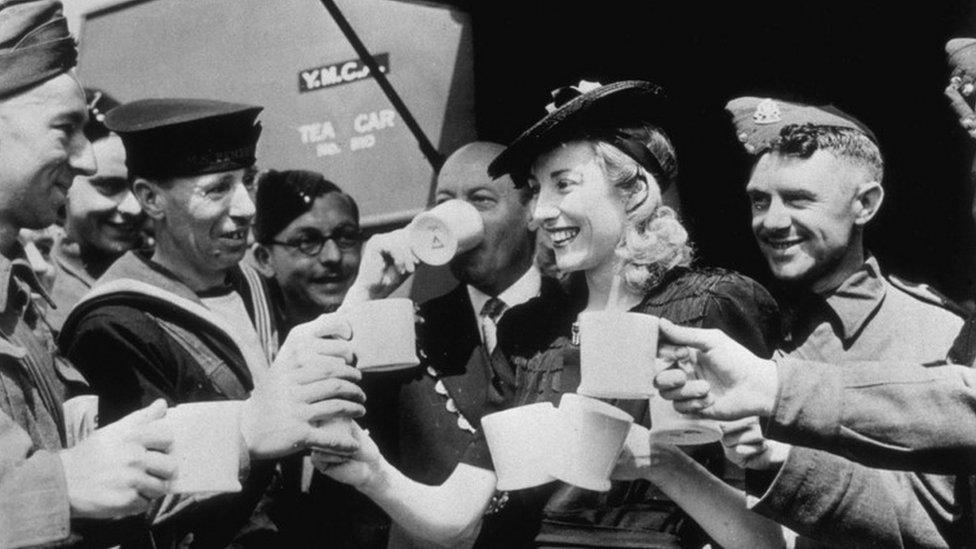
[
  {"left": 751, "top": 446, "right": 951, "bottom": 548},
  {"left": 0, "top": 442, "right": 71, "bottom": 548},
  {"left": 767, "top": 358, "right": 845, "bottom": 448}
]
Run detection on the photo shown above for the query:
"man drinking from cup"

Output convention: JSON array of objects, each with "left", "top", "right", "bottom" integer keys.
[
  {"left": 712, "top": 97, "right": 969, "bottom": 547},
  {"left": 56, "top": 98, "right": 368, "bottom": 547},
  {"left": 388, "top": 142, "right": 547, "bottom": 486}
]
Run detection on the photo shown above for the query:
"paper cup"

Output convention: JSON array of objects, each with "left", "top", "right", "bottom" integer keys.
[
  {"left": 408, "top": 199, "right": 485, "bottom": 266},
  {"left": 347, "top": 298, "right": 420, "bottom": 372},
  {"left": 577, "top": 311, "right": 657, "bottom": 399},
  {"left": 649, "top": 392, "right": 722, "bottom": 445},
  {"left": 167, "top": 401, "right": 243, "bottom": 494},
  {"left": 482, "top": 402, "right": 557, "bottom": 490},
  {"left": 550, "top": 394, "right": 633, "bottom": 492}
]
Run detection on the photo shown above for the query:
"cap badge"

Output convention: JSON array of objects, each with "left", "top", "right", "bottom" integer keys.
[{"left": 753, "top": 98, "right": 782, "bottom": 125}]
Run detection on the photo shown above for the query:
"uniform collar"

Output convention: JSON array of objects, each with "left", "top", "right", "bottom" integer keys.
[
  {"left": 466, "top": 265, "right": 542, "bottom": 318},
  {"left": 821, "top": 256, "right": 886, "bottom": 341},
  {"left": 0, "top": 242, "right": 54, "bottom": 312}
]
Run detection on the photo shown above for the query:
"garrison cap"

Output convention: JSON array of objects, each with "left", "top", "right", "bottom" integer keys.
[
  {"left": 488, "top": 80, "right": 673, "bottom": 189},
  {"left": 725, "top": 96, "right": 877, "bottom": 155},
  {"left": 105, "top": 98, "right": 263, "bottom": 179},
  {"left": 946, "top": 38, "right": 976, "bottom": 78},
  {"left": 0, "top": 0, "right": 77, "bottom": 98}
]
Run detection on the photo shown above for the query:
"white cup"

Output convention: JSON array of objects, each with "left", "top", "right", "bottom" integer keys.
[
  {"left": 649, "top": 392, "right": 722, "bottom": 445},
  {"left": 549, "top": 393, "right": 633, "bottom": 492},
  {"left": 347, "top": 298, "right": 420, "bottom": 372},
  {"left": 408, "top": 199, "right": 485, "bottom": 266},
  {"left": 482, "top": 402, "right": 558, "bottom": 490},
  {"left": 166, "top": 401, "right": 243, "bottom": 494},
  {"left": 577, "top": 311, "right": 657, "bottom": 399},
  {"left": 62, "top": 395, "right": 99, "bottom": 448}
]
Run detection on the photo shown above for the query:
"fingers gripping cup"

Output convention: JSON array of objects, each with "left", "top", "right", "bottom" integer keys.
[
  {"left": 577, "top": 311, "right": 656, "bottom": 399},
  {"left": 347, "top": 298, "right": 420, "bottom": 372},
  {"left": 550, "top": 394, "right": 633, "bottom": 492},
  {"left": 482, "top": 402, "right": 557, "bottom": 490},
  {"left": 167, "top": 401, "right": 244, "bottom": 494},
  {"left": 648, "top": 391, "right": 722, "bottom": 445},
  {"left": 408, "top": 199, "right": 485, "bottom": 266}
]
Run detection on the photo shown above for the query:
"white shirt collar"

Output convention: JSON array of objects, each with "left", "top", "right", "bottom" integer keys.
[{"left": 466, "top": 265, "right": 542, "bottom": 324}]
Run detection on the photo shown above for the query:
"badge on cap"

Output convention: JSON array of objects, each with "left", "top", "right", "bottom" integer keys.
[{"left": 753, "top": 99, "right": 782, "bottom": 125}]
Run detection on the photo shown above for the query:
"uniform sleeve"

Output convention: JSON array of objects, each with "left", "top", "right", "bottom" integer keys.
[
  {"left": 768, "top": 357, "right": 976, "bottom": 473},
  {"left": 61, "top": 306, "right": 189, "bottom": 425},
  {"left": 0, "top": 412, "right": 71, "bottom": 548},
  {"left": 752, "top": 446, "right": 959, "bottom": 547}
]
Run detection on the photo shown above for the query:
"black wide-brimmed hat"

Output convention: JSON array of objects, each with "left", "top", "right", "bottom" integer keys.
[{"left": 487, "top": 80, "right": 672, "bottom": 188}]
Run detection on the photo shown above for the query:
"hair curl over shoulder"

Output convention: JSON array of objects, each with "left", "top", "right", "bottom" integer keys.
[{"left": 589, "top": 124, "right": 694, "bottom": 292}]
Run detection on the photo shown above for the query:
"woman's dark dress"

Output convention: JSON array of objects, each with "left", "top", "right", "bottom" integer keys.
[{"left": 464, "top": 266, "right": 780, "bottom": 548}]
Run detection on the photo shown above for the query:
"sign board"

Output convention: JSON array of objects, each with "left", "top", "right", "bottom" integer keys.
[{"left": 74, "top": 0, "right": 476, "bottom": 227}]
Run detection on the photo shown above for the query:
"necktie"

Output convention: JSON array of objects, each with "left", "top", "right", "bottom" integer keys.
[{"left": 480, "top": 297, "right": 506, "bottom": 353}]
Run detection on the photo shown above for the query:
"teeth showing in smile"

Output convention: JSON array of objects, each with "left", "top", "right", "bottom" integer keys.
[
  {"left": 548, "top": 227, "right": 580, "bottom": 246},
  {"left": 766, "top": 239, "right": 802, "bottom": 251},
  {"left": 223, "top": 229, "right": 247, "bottom": 240}
]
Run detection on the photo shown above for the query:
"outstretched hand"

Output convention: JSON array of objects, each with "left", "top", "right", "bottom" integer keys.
[
  {"left": 60, "top": 399, "right": 176, "bottom": 519},
  {"left": 241, "top": 313, "right": 366, "bottom": 459},
  {"left": 342, "top": 229, "right": 418, "bottom": 307},
  {"left": 720, "top": 417, "right": 791, "bottom": 470},
  {"left": 311, "top": 422, "right": 384, "bottom": 491},
  {"left": 946, "top": 74, "right": 976, "bottom": 139},
  {"left": 654, "top": 319, "right": 779, "bottom": 421}
]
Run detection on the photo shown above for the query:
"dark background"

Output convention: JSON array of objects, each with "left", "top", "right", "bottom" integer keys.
[{"left": 459, "top": 0, "right": 976, "bottom": 303}]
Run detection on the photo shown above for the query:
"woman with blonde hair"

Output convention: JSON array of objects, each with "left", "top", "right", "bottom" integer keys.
[{"left": 317, "top": 80, "right": 785, "bottom": 548}]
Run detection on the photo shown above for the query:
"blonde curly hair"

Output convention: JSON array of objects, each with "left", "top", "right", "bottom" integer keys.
[{"left": 584, "top": 124, "right": 694, "bottom": 291}]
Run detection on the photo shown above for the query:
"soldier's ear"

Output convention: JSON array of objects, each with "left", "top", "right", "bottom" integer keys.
[
  {"left": 132, "top": 177, "right": 166, "bottom": 221},
  {"left": 852, "top": 180, "right": 884, "bottom": 226}
]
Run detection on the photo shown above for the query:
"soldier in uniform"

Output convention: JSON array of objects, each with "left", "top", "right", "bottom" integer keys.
[
  {"left": 48, "top": 88, "right": 144, "bottom": 332},
  {"left": 0, "top": 2, "right": 179, "bottom": 546},
  {"left": 685, "top": 97, "right": 969, "bottom": 547}
]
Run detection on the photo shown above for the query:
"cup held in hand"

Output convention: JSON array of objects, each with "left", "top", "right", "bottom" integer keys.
[
  {"left": 649, "top": 392, "right": 722, "bottom": 445},
  {"left": 167, "top": 401, "right": 243, "bottom": 494},
  {"left": 549, "top": 393, "right": 633, "bottom": 492},
  {"left": 408, "top": 199, "right": 484, "bottom": 266},
  {"left": 347, "top": 298, "right": 420, "bottom": 372},
  {"left": 482, "top": 402, "right": 557, "bottom": 490},
  {"left": 577, "top": 311, "right": 656, "bottom": 399}
]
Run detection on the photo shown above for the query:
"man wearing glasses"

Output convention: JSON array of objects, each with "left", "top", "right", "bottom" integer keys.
[{"left": 252, "top": 169, "right": 363, "bottom": 330}]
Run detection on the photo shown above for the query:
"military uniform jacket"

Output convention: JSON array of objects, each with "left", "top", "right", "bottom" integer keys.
[
  {"left": 752, "top": 257, "right": 968, "bottom": 548},
  {"left": 0, "top": 245, "right": 87, "bottom": 548},
  {"left": 58, "top": 251, "right": 280, "bottom": 548}
]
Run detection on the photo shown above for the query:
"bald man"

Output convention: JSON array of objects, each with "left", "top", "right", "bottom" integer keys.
[{"left": 394, "top": 141, "right": 543, "bottom": 492}]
